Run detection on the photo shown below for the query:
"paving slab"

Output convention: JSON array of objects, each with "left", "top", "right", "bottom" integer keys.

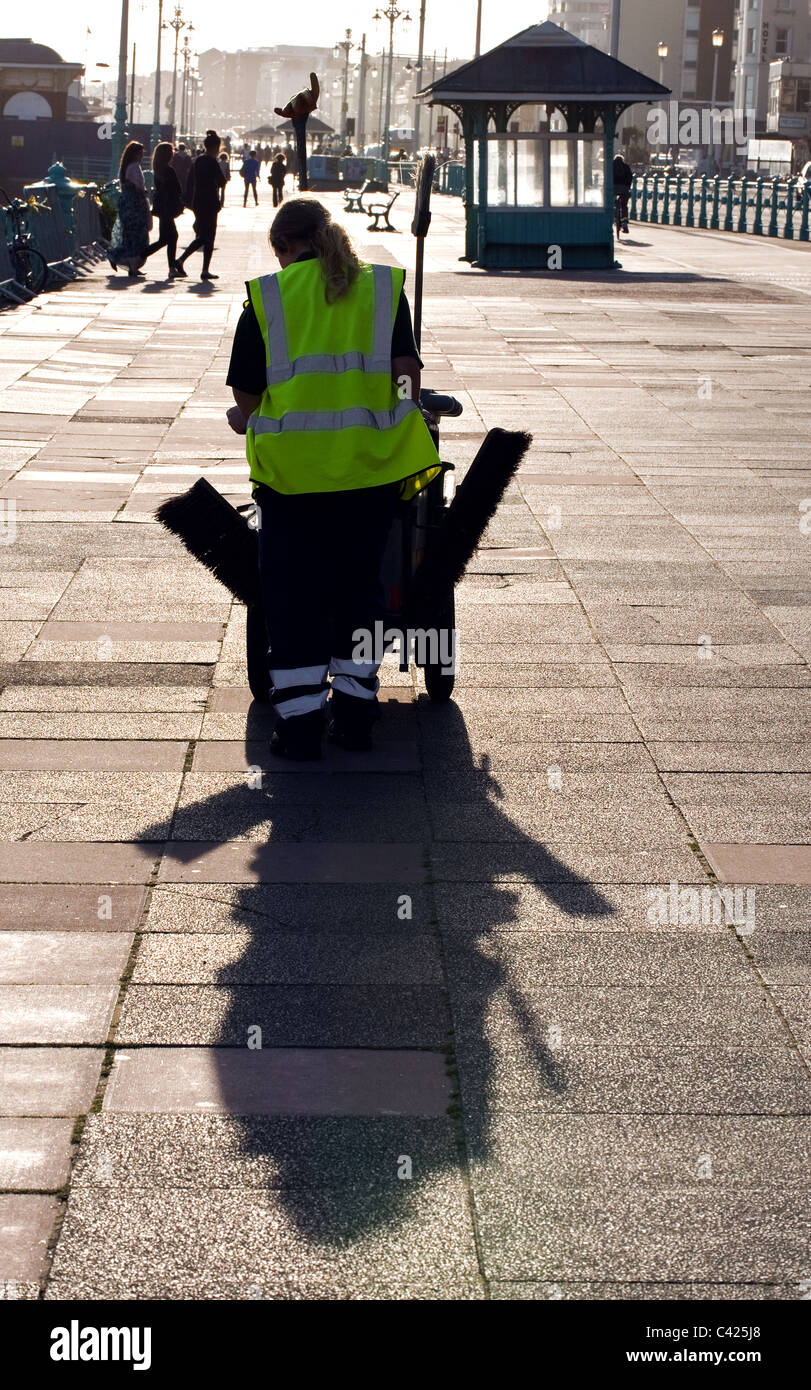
[
  {"left": 0, "top": 1195, "right": 59, "bottom": 1284},
  {"left": 704, "top": 844, "right": 811, "bottom": 884},
  {"left": 114, "top": 984, "right": 448, "bottom": 1047},
  {"left": 0, "top": 1048, "right": 103, "bottom": 1115},
  {"left": 45, "top": 1180, "right": 483, "bottom": 1300},
  {"left": 0, "top": 885, "right": 146, "bottom": 932},
  {"left": 102, "top": 1048, "right": 451, "bottom": 1116},
  {"left": 0, "top": 1118, "right": 75, "bottom": 1190},
  {"left": 0, "top": 983, "right": 120, "bottom": 1042}
]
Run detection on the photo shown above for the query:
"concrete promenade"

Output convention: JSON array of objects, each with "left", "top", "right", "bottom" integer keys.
[{"left": 0, "top": 189, "right": 809, "bottom": 1300}]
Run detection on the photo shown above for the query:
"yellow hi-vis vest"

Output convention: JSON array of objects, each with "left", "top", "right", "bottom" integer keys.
[{"left": 245, "top": 259, "right": 441, "bottom": 496}]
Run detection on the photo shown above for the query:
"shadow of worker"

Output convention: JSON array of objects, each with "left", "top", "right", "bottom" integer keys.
[{"left": 139, "top": 693, "right": 614, "bottom": 1278}]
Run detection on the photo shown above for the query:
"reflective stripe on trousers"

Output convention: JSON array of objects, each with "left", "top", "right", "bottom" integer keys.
[
  {"left": 269, "top": 663, "right": 329, "bottom": 719},
  {"left": 329, "top": 655, "right": 378, "bottom": 702}
]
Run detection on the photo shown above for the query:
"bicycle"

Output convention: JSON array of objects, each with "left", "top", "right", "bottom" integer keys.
[{"left": 0, "top": 187, "right": 48, "bottom": 295}]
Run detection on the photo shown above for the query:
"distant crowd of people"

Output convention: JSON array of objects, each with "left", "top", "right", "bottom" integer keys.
[{"left": 107, "top": 130, "right": 295, "bottom": 283}]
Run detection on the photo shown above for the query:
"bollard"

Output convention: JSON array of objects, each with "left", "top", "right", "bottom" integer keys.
[
  {"left": 640, "top": 176, "right": 649, "bottom": 223},
  {"left": 685, "top": 175, "right": 696, "bottom": 228},
  {"left": 753, "top": 177, "right": 764, "bottom": 236},
  {"left": 698, "top": 175, "right": 709, "bottom": 229},
  {"left": 673, "top": 174, "right": 683, "bottom": 226},
  {"left": 784, "top": 181, "right": 795, "bottom": 239},
  {"left": 737, "top": 177, "right": 749, "bottom": 233},
  {"left": 800, "top": 183, "right": 810, "bottom": 243},
  {"left": 710, "top": 175, "right": 721, "bottom": 231},
  {"left": 723, "top": 176, "right": 735, "bottom": 232},
  {"left": 661, "top": 174, "right": 671, "bottom": 225},
  {"left": 768, "top": 176, "right": 779, "bottom": 237}
]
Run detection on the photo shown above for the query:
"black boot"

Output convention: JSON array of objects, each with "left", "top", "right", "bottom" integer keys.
[
  {"left": 327, "top": 689, "right": 379, "bottom": 752},
  {"left": 270, "top": 708, "right": 324, "bottom": 761}
]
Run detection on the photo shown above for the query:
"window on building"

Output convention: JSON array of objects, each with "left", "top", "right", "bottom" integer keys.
[
  {"left": 746, "top": 26, "right": 757, "bottom": 54},
  {"left": 684, "top": 38, "right": 699, "bottom": 63},
  {"left": 775, "top": 27, "right": 791, "bottom": 55}
]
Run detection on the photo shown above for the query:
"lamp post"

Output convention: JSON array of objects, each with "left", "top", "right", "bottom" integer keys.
[
  {"left": 374, "top": 3, "right": 411, "bottom": 161},
  {"left": 610, "top": 0, "right": 621, "bottom": 59},
  {"left": 413, "top": 0, "right": 426, "bottom": 150},
  {"left": 151, "top": 0, "right": 164, "bottom": 152},
  {"left": 711, "top": 28, "right": 724, "bottom": 172},
  {"left": 180, "top": 35, "right": 192, "bottom": 139},
  {"left": 335, "top": 29, "right": 354, "bottom": 143},
  {"left": 167, "top": 7, "right": 190, "bottom": 135},
  {"left": 111, "top": 0, "right": 130, "bottom": 179},
  {"left": 475, "top": 0, "right": 482, "bottom": 59},
  {"left": 657, "top": 40, "right": 668, "bottom": 87},
  {"left": 356, "top": 33, "right": 371, "bottom": 152}
]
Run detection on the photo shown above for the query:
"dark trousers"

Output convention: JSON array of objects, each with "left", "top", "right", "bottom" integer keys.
[
  {"left": 178, "top": 211, "right": 218, "bottom": 274},
  {"left": 271, "top": 183, "right": 283, "bottom": 206},
  {"left": 254, "top": 482, "right": 399, "bottom": 713},
  {"left": 243, "top": 178, "right": 258, "bottom": 205},
  {"left": 146, "top": 215, "right": 178, "bottom": 271}
]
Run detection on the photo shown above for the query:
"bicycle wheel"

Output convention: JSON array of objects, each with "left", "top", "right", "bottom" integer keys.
[{"left": 12, "top": 246, "right": 47, "bottom": 294}]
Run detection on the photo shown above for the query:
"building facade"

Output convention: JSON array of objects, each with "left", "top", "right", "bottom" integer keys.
[
  {"left": 0, "top": 38, "right": 83, "bottom": 122},
  {"left": 733, "top": 0, "right": 811, "bottom": 132}
]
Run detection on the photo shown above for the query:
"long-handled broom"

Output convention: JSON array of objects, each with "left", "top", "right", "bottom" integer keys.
[
  {"left": 408, "top": 427, "right": 532, "bottom": 625},
  {"left": 154, "top": 476, "right": 261, "bottom": 607}
]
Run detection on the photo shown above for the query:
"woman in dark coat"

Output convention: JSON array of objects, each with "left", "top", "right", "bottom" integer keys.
[
  {"left": 145, "top": 142, "right": 186, "bottom": 278},
  {"left": 109, "top": 141, "right": 151, "bottom": 279}
]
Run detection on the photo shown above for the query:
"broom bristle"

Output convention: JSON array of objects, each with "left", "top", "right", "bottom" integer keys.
[
  {"left": 410, "top": 428, "right": 532, "bottom": 617},
  {"left": 155, "top": 477, "right": 260, "bottom": 606}
]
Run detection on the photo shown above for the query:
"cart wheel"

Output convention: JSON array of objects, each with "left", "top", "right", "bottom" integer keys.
[
  {"left": 423, "top": 590, "right": 456, "bottom": 702},
  {"left": 246, "top": 602, "right": 271, "bottom": 703},
  {"left": 424, "top": 661, "right": 455, "bottom": 702}
]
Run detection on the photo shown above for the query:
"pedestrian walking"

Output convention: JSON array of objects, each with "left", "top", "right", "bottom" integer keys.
[
  {"left": 170, "top": 143, "right": 193, "bottom": 203},
  {"left": 145, "top": 142, "right": 186, "bottom": 278},
  {"left": 108, "top": 141, "right": 151, "bottom": 279},
  {"left": 218, "top": 151, "right": 231, "bottom": 207},
  {"left": 175, "top": 130, "right": 227, "bottom": 281},
  {"left": 241, "top": 150, "right": 260, "bottom": 206},
  {"left": 268, "top": 152, "right": 287, "bottom": 207},
  {"left": 225, "top": 197, "right": 439, "bottom": 760}
]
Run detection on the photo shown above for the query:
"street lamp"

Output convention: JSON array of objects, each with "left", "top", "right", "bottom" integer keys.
[
  {"left": 374, "top": 3, "right": 411, "bottom": 161},
  {"left": 335, "top": 29, "right": 354, "bottom": 144},
  {"left": 111, "top": 0, "right": 130, "bottom": 178},
  {"left": 166, "top": 7, "right": 191, "bottom": 134},
  {"left": 657, "top": 41, "right": 668, "bottom": 87},
  {"left": 710, "top": 28, "right": 724, "bottom": 172},
  {"left": 151, "top": 0, "right": 164, "bottom": 153}
]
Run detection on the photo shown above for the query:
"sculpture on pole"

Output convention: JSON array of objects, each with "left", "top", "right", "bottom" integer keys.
[{"left": 274, "top": 72, "right": 320, "bottom": 191}]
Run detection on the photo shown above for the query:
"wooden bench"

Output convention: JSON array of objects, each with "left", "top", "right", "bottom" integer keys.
[
  {"left": 343, "top": 179, "right": 371, "bottom": 212},
  {"left": 366, "top": 188, "right": 400, "bottom": 231}
]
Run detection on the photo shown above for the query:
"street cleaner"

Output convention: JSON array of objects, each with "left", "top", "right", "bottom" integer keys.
[{"left": 225, "top": 196, "right": 441, "bottom": 761}]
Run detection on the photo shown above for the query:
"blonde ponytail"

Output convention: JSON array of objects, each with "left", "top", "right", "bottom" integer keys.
[
  {"left": 311, "top": 219, "right": 361, "bottom": 303},
  {"left": 269, "top": 197, "right": 361, "bottom": 303}
]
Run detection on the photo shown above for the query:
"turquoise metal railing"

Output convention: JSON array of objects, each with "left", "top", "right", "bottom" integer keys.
[{"left": 630, "top": 174, "right": 810, "bottom": 242}]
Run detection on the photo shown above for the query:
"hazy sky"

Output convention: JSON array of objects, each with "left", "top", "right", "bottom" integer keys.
[{"left": 30, "top": 1, "right": 550, "bottom": 76}]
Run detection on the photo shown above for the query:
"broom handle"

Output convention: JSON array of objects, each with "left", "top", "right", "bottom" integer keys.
[{"left": 413, "top": 234, "right": 425, "bottom": 353}]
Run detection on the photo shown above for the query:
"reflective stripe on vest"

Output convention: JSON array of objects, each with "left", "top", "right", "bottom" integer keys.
[
  {"left": 255, "top": 264, "right": 394, "bottom": 385},
  {"left": 249, "top": 398, "right": 417, "bottom": 436}
]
